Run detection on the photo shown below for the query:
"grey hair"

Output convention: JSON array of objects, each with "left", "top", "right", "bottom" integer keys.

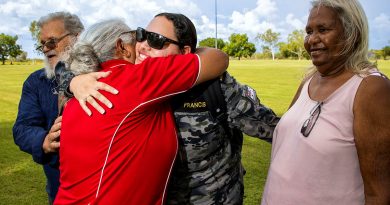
[
  {"left": 65, "top": 19, "right": 135, "bottom": 75},
  {"left": 38, "top": 11, "right": 84, "bottom": 36},
  {"left": 307, "top": 0, "right": 375, "bottom": 76}
]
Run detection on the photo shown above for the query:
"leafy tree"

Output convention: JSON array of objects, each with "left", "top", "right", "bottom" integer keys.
[
  {"left": 277, "top": 42, "right": 290, "bottom": 59},
  {"left": 30, "top": 20, "right": 40, "bottom": 52},
  {"left": 256, "top": 29, "right": 280, "bottom": 60},
  {"left": 16, "top": 51, "right": 28, "bottom": 62},
  {"left": 383, "top": 46, "right": 390, "bottom": 60},
  {"left": 261, "top": 45, "right": 272, "bottom": 59},
  {"left": 286, "top": 30, "right": 307, "bottom": 60},
  {"left": 223, "top": 33, "right": 256, "bottom": 60},
  {"left": 9, "top": 44, "right": 23, "bottom": 65},
  {"left": 370, "top": 49, "right": 383, "bottom": 60},
  {"left": 0, "top": 33, "right": 23, "bottom": 65},
  {"left": 199, "top": 37, "right": 226, "bottom": 50}
]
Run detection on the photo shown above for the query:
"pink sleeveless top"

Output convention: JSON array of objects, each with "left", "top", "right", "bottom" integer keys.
[{"left": 262, "top": 74, "right": 365, "bottom": 205}]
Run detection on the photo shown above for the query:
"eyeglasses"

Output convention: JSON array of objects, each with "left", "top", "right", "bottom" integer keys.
[
  {"left": 300, "top": 102, "right": 323, "bottom": 137},
  {"left": 36, "top": 33, "right": 72, "bottom": 52},
  {"left": 135, "top": 27, "right": 183, "bottom": 49}
]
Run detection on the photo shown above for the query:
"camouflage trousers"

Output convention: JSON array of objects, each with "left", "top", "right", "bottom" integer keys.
[{"left": 166, "top": 164, "right": 245, "bottom": 205}]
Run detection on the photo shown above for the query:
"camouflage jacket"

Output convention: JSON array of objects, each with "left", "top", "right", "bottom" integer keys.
[{"left": 166, "top": 72, "right": 279, "bottom": 205}]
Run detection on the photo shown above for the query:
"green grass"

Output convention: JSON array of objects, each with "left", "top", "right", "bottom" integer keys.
[
  {"left": 1, "top": 60, "right": 389, "bottom": 205},
  {"left": 0, "top": 63, "right": 47, "bottom": 205}
]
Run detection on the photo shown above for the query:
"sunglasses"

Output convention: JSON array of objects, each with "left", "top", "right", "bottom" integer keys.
[
  {"left": 36, "top": 33, "right": 72, "bottom": 52},
  {"left": 136, "top": 27, "right": 183, "bottom": 50},
  {"left": 300, "top": 101, "right": 323, "bottom": 137}
]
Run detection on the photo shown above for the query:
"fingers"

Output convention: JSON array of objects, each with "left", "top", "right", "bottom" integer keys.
[
  {"left": 91, "top": 87, "right": 113, "bottom": 109},
  {"left": 51, "top": 130, "right": 60, "bottom": 142},
  {"left": 42, "top": 130, "right": 61, "bottom": 154},
  {"left": 54, "top": 116, "right": 62, "bottom": 124},
  {"left": 78, "top": 94, "right": 106, "bottom": 116},
  {"left": 96, "top": 81, "right": 119, "bottom": 95},
  {"left": 50, "top": 132, "right": 60, "bottom": 151},
  {"left": 80, "top": 81, "right": 116, "bottom": 110},
  {"left": 50, "top": 116, "right": 62, "bottom": 132},
  {"left": 93, "top": 71, "right": 112, "bottom": 80},
  {"left": 86, "top": 95, "right": 105, "bottom": 114},
  {"left": 51, "top": 141, "right": 60, "bottom": 151},
  {"left": 70, "top": 71, "right": 118, "bottom": 116},
  {"left": 79, "top": 98, "right": 92, "bottom": 116}
]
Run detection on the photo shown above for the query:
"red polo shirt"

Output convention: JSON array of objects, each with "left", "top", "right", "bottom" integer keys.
[{"left": 55, "top": 54, "right": 200, "bottom": 205}]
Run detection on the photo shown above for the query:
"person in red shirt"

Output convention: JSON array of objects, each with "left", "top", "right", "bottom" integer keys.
[{"left": 54, "top": 19, "right": 228, "bottom": 205}]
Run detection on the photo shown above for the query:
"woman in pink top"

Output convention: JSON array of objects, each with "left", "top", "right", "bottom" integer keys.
[{"left": 262, "top": 0, "right": 390, "bottom": 204}]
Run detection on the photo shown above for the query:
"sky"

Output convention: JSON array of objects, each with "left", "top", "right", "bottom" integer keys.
[{"left": 0, "top": 0, "right": 389, "bottom": 59}]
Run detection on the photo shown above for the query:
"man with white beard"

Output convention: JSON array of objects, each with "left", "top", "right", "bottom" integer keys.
[{"left": 13, "top": 11, "right": 83, "bottom": 204}]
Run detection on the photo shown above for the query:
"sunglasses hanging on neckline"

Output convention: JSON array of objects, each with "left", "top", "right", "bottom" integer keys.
[{"left": 300, "top": 101, "right": 323, "bottom": 137}]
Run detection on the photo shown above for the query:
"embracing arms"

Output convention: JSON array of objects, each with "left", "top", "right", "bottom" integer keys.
[
  {"left": 195, "top": 47, "right": 229, "bottom": 85},
  {"left": 67, "top": 47, "right": 228, "bottom": 115}
]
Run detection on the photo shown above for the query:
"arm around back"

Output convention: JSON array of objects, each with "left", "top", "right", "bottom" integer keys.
[{"left": 194, "top": 47, "right": 228, "bottom": 85}]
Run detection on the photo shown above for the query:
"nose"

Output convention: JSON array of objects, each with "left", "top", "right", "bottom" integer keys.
[
  {"left": 42, "top": 44, "right": 51, "bottom": 53},
  {"left": 307, "top": 32, "right": 320, "bottom": 45}
]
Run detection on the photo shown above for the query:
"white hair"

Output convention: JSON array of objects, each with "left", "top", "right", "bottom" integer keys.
[
  {"left": 38, "top": 11, "right": 84, "bottom": 79},
  {"left": 38, "top": 11, "right": 84, "bottom": 36},
  {"left": 306, "top": 0, "right": 375, "bottom": 77},
  {"left": 64, "top": 19, "right": 134, "bottom": 75}
]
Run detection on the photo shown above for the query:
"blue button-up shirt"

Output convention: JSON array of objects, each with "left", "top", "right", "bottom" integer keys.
[{"left": 13, "top": 68, "right": 60, "bottom": 201}]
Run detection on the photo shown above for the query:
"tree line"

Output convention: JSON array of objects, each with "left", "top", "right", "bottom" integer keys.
[
  {"left": 200, "top": 29, "right": 390, "bottom": 61},
  {"left": 1, "top": 27, "right": 389, "bottom": 65}
]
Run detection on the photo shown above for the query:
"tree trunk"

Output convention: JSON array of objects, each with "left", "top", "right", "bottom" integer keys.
[{"left": 2, "top": 59, "right": 5, "bottom": 65}]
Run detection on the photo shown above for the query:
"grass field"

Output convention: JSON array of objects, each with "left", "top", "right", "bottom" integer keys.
[{"left": 1, "top": 60, "right": 389, "bottom": 205}]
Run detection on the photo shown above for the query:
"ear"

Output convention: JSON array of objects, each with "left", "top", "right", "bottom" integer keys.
[
  {"left": 115, "top": 39, "right": 127, "bottom": 58},
  {"left": 115, "top": 39, "right": 135, "bottom": 63},
  {"left": 122, "top": 43, "right": 134, "bottom": 60},
  {"left": 181, "top": 45, "right": 192, "bottom": 54},
  {"left": 116, "top": 39, "right": 124, "bottom": 52}
]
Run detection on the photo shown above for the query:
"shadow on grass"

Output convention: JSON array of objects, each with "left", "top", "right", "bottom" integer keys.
[{"left": 0, "top": 121, "right": 47, "bottom": 204}]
